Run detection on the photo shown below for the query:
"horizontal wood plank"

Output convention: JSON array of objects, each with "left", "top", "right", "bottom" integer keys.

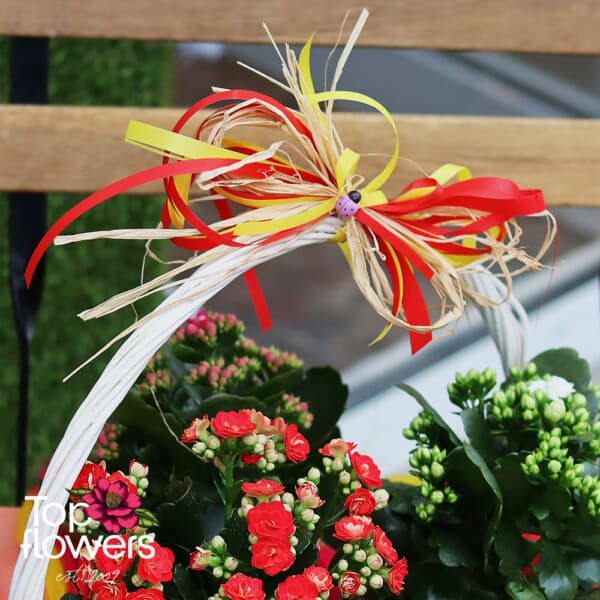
[
  {"left": 2, "top": 1, "right": 600, "bottom": 54},
  {"left": 1, "top": 104, "right": 599, "bottom": 206}
]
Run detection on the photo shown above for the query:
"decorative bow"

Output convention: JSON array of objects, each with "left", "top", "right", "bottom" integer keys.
[{"left": 25, "top": 12, "right": 554, "bottom": 354}]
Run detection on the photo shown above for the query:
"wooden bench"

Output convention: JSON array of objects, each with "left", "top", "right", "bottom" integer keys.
[{"left": 2, "top": 2, "right": 600, "bottom": 595}]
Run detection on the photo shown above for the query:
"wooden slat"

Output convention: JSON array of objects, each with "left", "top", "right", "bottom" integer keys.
[
  {"left": 1, "top": 105, "right": 599, "bottom": 206},
  {"left": 2, "top": 1, "right": 600, "bottom": 54}
]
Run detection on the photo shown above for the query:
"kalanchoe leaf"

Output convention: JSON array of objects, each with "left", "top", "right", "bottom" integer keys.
[
  {"left": 572, "top": 553, "right": 600, "bottom": 583},
  {"left": 461, "top": 407, "right": 498, "bottom": 464},
  {"left": 531, "top": 487, "right": 572, "bottom": 521},
  {"left": 397, "top": 383, "right": 461, "bottom": 447},
  {"left": 537, "top": 541, "right": 578, "bottom": 600},
  {"left": 163, "top": 564, "right": 209, "bottom": 600},
  {"left": 429, "top": 528, "right": 479, "bottom": 568},
  {"left": 251, "top": 366, "right": 305, "bottom": 399},
  {"left": 172, "top": 341, "right": 205, "bottom": 364},
  {"left": 446, "top": 444, "right": 503, "bottom": 565},
  {"left": 505, "top": 579, "right": 546, "bottom": 600},
  {"left": 293, "top": 367, "right": 348, "bottom": 446},
  {"left": 67, "top": 488, "right": 89, "bottom": 497},
  {"left": 494, "top": 453, "right": 536, "bottom": 514},
  {"left": 187, "top": 393, "right": 267, "bottom": 419},
  {"left": 495, "top": 518, "right": 539, "bottom": 577},
  {"left": 532, "top": 348, "right": 591, "bottom": 393},
  {"left": 135, "top": 506, "right": 160, "bottom": 528}
]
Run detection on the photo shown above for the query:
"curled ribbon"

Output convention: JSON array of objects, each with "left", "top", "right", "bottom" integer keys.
[{"left": 25, "top": 11, "right": 554, "bottom": 354}]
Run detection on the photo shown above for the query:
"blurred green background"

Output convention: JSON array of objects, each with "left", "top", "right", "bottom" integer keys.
[{"left": 0, "top": 39, "right": 173, "bottom": 505}]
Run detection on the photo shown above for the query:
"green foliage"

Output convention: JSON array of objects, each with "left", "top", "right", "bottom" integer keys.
[
  {"left": 388, "top": 349, "right": 600, "bottom": 600},
  {"left": 0, "top": 38, "right": 173, "bottom": 504}
]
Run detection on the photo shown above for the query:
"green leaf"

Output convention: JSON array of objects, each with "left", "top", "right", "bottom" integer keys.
[
  {"left": 293, "top": 367, "right": 348, "bottom": 447},
  {"left": 537, "top": 542, "right": 578, "bottom": 600},
  {"left": 446, "top": 445, "right": 503, "bottom": 564},
  {"left": 532, "top": 348, "right": 591, "bottom": 393},
  {"left": 164, "top": 564, "right": 208, "bottom": 600},
  {"left": 495, "top": 518, "right": 539, "bottom": 577},
  {"left": 397, "top": 383, "right": 461, "bottom": 446},
  {"left": 430, "top": 528, "right": 479, "bottom": 568},
  {"left": 506, "top": 579, "right": 546, "bottom": 600},
  {"left": 252, "top": 367, "right": 305, "bottom": 399},
  {"left": 156, "top": 478, "right": 208, "bottom": 554},
  {"left": 113, "top": 393, "right": 195, "bottom": 467},
  {"left": 135, "top": 507, "right": 160, "bottom": 528},
  {"left": 572, "top": 554, "right": 600, "bottom": 583},
  {"left": 188, "top": 393, "right": 268, "bottom": 418},
  {"left": 461, "top": 407, "right": 498, "bottom": 463},
  {"left": 222, "top": 512, "right": 252, "bottom": 562},
  {"left": 171, "top": 342, "right": 205, "bottom": 363},
  {"left": 531, "top": 487, "right": 572, "bottom": 521},
  {"left": 494, "top": 454, "right": 536, "bottom": 514},
  {"left": 386, "top": 480, "right": 421, "bottom": 515}
]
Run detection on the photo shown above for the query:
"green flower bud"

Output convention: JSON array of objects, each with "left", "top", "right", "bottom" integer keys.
[{"left": 430, "top": 462, "right": 444, "bottom": 479}]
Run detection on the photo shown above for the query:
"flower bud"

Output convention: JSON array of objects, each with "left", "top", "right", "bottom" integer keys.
[
  {"left": 373, "top": 489, "right": 389, "bottom": 506},
  {"left": 360, "top": 566, "right": 371, "bottom": 577},
  {"left": 339, "top": 471, "right": 351, "bottom": 485},
  {"left": 224, "top": 557, "right": 238, "bottom": 571},
  {"left": 211, "top": 535, "right": 226, "bottom": 551},
  {"left": 354, "top": 550, "right": 367, "bottom": 562},
  {"left": 332, "top": 458, "right": 344, "bottom": 472},
  {"left": 301, "top": 509, "right": 315, "bottom": 522},
  {"left": 212, "top": 566, "right": 223, "bottom": 578},
  {"left": 138, "top": 477, "right": 149, "bottom": 490},
  {"left": 129, "top": 460, "right": 149, "bottom": 479},
  {"left": 367, "top": 553, "right": 384, "bottom": 570},
  {"left": 307, "top": 467, "right": 321, "bottom": 482},
  {"left": 337, "top": 559, "right": 349, "bottom": 572},
  {"left": 430, "top": 462, "right": 444, "bottom": 479},
  {"left": 208, "top": 436, "right": 221, "bottom": 450},
  {"left": 369, "top": 574, "right": 384, "bottom": 589},
  {"left": 343, "top": 543, "right": 354, "bottom": 554}
]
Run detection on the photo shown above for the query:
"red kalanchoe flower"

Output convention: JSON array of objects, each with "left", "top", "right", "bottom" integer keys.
[
  {"left": 304, "top": 566, "right": 333, "bottom": 593},
  {"left": 333, "top": 515, "right": 373, "bottom": 541},
  {"left": 242, "top": 453, "right": 262, "bottom": 465},
  {"left": 338, "top": 572, "right": 361, "bottom": 598},
  {"left": 344, "top": 488, "right": 376, "bottom": 516},
  {"left": 251, "top": 536, "right": 295, "bottom": 576},
  {"left": 212, "top": 411, "right": 257, "bottom": 438},
  {"left": 90, "top": 579, "right": 127, "bottom": 600},
  {"left": 275, "top": 574, "right": 320, "bottom": 600},
  {"left": 350, "top": 452, "right": 383, "bottom": 488},
  {"left": 82, "top": 478, "right": 141, "bottom": 533},
  {"left": 319, "top": 439, "right": 357, "bottom": 459},
  {"left": 247, "top": 501, "right": 295, "bottom": 538},
  {"left": 71, "top": 461, "right": 107, "bottom": 498},
  {"left": 221, "top": 573, "right": 266, "bottom": 600},
  {"left": 387, "top": 557, "right": 408, "bottom": 594},
  {"left": 94, "top": 535, "right": 134, "bottom": 580},
  {"left": 137, "top": 542, "right": 175, "bottom": 584},
  {"left": 284, "top": 424, "right": 310, "bottom": 463},
  {"left": 242, "top": 479, "right": 286, "bottom": 499},
  {"left": 181, "top": 416, "right": 210, "bottom": 443},
  {"left": 373, "top": 525, "right": 399, "bottom": 565},
  {"left": 126, "top": 590, "right": 165, "bottom": 599}
]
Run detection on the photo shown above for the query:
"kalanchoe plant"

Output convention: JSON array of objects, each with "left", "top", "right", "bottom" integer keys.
[
  {"left": 387, "top": 348, "right": 600, "bottom": 600},
  {"left": 58, "top": 310, "right": 407, "bottom": 600}
]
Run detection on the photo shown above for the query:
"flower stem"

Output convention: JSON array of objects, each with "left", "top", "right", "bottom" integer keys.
[{"left": 222, "top": 456, "right": 236, "bottom": 519}]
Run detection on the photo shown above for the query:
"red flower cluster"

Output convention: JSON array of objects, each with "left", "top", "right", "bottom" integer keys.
[
  {"left": 276, "top": 566, "right": 333, "bottom": 600},
  {"left": 72, "top": 536, "right": 174, "bottom": 600},
  {"left": 249, "top": 501, "right": 297, "bottom": 576},
  {"left": 219, "top": 573, "right": 266, "bottom": 600},
  {"left": 181, "top": 409, "right": 310, "bottom": 471}
]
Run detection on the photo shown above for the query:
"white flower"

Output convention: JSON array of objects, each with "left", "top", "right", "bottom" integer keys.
[{"left": 528, "top": 376, "right": 574, "bottom": 401}]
